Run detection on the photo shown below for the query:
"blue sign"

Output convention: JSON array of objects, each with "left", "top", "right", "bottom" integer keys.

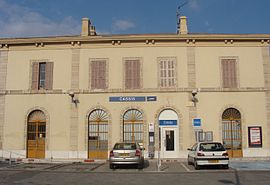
[
  {"left": 147, "top": 96, "right": 157, "bottom": 101},
  {"left": 159, "top": 120, "right": 177, "bottom": 126},
  {"left": 109, "top": 96, "right": 146, "bottom": 102},
  {"left": 193, "top": 118, "right": 201, "bottom": 127}
]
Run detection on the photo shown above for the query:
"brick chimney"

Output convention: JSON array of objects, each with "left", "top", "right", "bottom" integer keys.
[
  {"left": 81, "top": 18, "right": 90, "bottom": 36},
  {"left": 178, "top": 16, "right": 188, "bottom": 35}
]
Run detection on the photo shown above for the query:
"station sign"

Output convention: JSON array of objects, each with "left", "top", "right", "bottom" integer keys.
[
  {"left": 109, "top": 96, "right": 157, "bottom": 102},
  {"left": 159, "top": 120, "right": 177, "bottom": 126}
]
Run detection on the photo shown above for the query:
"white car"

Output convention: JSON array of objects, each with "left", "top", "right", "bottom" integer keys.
[{"left": 187, "top": 142, "right": 229, "bottom": 170}]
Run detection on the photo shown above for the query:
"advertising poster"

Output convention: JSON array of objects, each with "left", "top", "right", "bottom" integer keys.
[{"left": 248, "top": 126, "right": 262, "bottom": 147}]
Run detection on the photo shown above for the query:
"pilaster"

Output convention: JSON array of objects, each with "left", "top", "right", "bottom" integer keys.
[
  {"left": 69, "top": 49, "right": 80, "bottom": 153},
  {"left": 262, "top": 46, "right": 270, "bottom": 148},
  {"left": 0, "top": 50, "right": 8, "bottom": 149},
  {"left": 187, "top": 46, "right": 197, "bottom": 144}
]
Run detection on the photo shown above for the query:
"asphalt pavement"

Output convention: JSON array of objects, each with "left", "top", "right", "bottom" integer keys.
[
  {"left": 1, "top": 160, "right": 270, "bottom": 185},
  {"left": 1, "top": 159, "right": 270, "bottom": 172}
]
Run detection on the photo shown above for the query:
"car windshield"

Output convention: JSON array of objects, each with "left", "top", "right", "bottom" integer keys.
[
  {"left": 199, "top": 143, "right": 225, "bottom": 151},
  {"left": 113, "top": 143, "right": 137, "bottom": 150}
]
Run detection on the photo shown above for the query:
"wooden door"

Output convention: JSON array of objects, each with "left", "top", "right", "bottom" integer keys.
[
  {"left": 88, "top": 109, "right": 108, "bottom": 159},
  {"left": 27, "top": 110, "right": 46, "bottom": 159}
]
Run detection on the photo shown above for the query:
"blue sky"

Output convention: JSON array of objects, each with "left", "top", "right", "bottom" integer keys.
[{"left": 0, "top": 0, "right": 269, "bottom": 38}]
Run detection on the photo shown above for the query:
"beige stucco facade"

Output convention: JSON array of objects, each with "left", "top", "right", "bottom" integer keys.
[{"left": 0, "top": 18, "right": 270, "bottom": 160}]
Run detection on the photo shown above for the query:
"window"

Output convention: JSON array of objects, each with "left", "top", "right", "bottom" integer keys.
[
  {"left": 124, "top": 59, "right": 141, "bottom": 89},
  {"left": 31, "top": 62, "right": 53, "bottom": 90},
  {"left": 158, "top": 57, "right": 176, "bottom": 88},
  {"left": 221, "top": 58, "right": 238, "bottom": 88},
  {"left": 90, "top": 60, "right": 107, "bottom": 89},
  {"left": 123, "top": 109, "right": 143, "bottom": 144}
]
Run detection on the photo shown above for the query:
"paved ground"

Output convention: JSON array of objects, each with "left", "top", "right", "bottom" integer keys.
[
  {"left": 1, "top": 159, "right": 270, "bottom": 172},
  {"left": 1, "top": 160, "right": 270, "bottom": 185}
]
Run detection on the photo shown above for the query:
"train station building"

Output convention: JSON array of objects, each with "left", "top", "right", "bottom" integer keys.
[{"left": 0, "top": 16, "right": 270, "bottom": 160}]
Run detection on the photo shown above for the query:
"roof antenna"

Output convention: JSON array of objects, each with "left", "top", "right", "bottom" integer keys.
[{"left": 177, "top": 1, "right": 189, "bottom": 33}]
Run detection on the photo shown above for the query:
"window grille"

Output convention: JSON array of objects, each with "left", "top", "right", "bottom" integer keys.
[{"left": 123, "top": 109, "right": 143, "bottom": 143}]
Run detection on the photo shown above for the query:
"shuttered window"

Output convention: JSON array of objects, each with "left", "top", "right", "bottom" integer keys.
[
  {"left": 159, "top": 58, "right": 176, "bottom": 88},
  {"left": 31, "top": 62, "right": 53, "bottom": 90},
  {"left": 90, "top": 60, "right": 107, "bottom": 89},
  {"left": 221, "top": 59, "right": 237, "bottom": 88},
  {"left": 125, "top": 60, "right": 140, "bottom": 89}
]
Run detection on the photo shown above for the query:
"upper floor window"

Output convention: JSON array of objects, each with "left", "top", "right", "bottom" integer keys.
[
  {"left": 221, "top": 58, "right": 238, "bottom": 88},
  {"left": 124, "top": 59, "right": 141, "bottom": 89},
  {"left": 90, "top": 59, "right": 107, "bottom": 90},
  {"left": 158, "top": 57, "right": 177, "bottom": 88},
  {"left": 31, "top": 61, "right": 53, "bottom": 90}
]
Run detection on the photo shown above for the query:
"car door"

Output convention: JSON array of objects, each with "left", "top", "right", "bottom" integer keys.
[{"left": 188, "top": 143, "right": 198, "bottom": 163}]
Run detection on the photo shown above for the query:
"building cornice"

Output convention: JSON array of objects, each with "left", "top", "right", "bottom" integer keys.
[
  {"left": 1, "top": 87, "right": 269, "bottom": 95},
  {"left": 0, "top": 33, "right": 270, "bottom": 47}
]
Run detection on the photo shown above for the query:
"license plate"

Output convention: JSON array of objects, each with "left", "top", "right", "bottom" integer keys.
[
  {"left": 208, "top": 160, "right": 219, "bottom": 163},
  {"left": 120, "top": 153, "right": 129, "bottom": 157}
]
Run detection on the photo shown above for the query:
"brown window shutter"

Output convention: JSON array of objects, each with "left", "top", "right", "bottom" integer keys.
[
  {"left": 135, "top": 60, "right": 140, "bottom": 88},
  {"left": 125, "top": 61, "right": 130, "bottom": 89},
  {"left": 222, "top": 59, "right": 237, "bottom": 88},
  {"left": 91, "top": 61, "right": 97, "bottom": 89},
  {"left": 45, "top": 62, "right": 54, "bottom": 90},
  {"left": 31, "top": 62, "right": 39, "bottom": 90},
  {"left": 98, "top": 61, "right": 106, "bottom": 89},
  {"left": 125, "top": 60, "right": 140, "bottom": 89},
  {"left": 91, "top": 60, "right": 106, "bottom": 89}
]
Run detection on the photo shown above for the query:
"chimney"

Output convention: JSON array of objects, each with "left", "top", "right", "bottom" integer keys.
[
  {"left": 81, "top": 18, "right": 90, "bottom": 36},
  {"left": 90, "top": 25, "right": 96, "bottom": 36},
  {"left": 178, "top": 16, "right": 188, "bottom": 34}
]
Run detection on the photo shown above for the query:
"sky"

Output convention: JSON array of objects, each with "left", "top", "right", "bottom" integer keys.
[{"left": 0, "top": 0, "right": 269, "bottom": 38}]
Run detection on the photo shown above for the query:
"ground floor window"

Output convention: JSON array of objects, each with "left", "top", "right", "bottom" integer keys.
[{"left": 123, "top": 109, "right": 144, "bottom": 144}]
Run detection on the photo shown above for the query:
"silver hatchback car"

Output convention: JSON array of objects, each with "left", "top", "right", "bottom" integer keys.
[{"left": 109, "top": 142, "right": 144, "bottom": 169}]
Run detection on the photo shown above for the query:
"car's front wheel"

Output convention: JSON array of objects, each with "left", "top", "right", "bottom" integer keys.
[
  {"left": 109, "top": 164, "right": 115, "bottom": 169},
  {"left": 187, "top": 156, "right": 192, "bottom": 165}
]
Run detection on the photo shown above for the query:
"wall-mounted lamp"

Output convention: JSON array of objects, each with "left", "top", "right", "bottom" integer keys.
[
  {"left": 191, "top": 89, "right": 198, "bottom": 105},
  {"left": 68, "top": 91, "right": 79, "bottom": 104}
]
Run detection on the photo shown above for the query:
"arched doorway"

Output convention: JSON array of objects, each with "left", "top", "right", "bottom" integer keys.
[
  {"left": 158, "top": 109, "right": 179, "bottom": 158},
  {"left": 222, "top": 108, "right": 243, "bottom": 158},
  {"left": 27, "top": 110, "right": 46, "bottom": 159},
  {"left": 88, "top": 109, "right": 109, "bottom": 159},
  {"left": 123, "top": 109, "right": 144, "bottom": 144}
]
